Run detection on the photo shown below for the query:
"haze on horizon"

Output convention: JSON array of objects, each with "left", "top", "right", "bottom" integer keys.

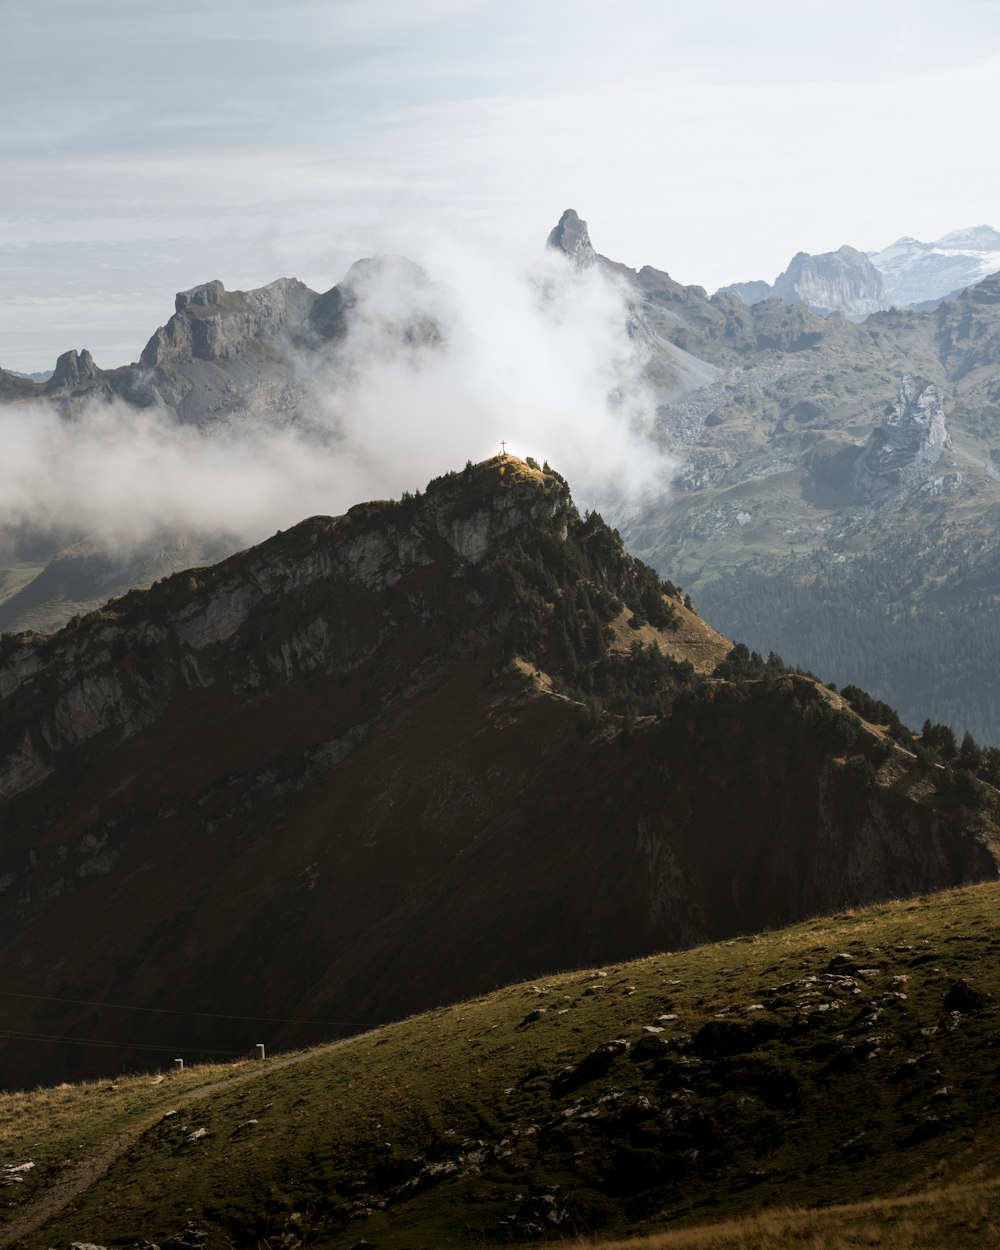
[{"left": 2, "top": 0, "right": 1000, "bottom": 372}]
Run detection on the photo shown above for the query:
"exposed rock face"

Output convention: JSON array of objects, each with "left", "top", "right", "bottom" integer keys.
[
  {"left": 0, "top": 532, "right": 237, "bottom": 636},
  {"left": 308, "top": 255, "right": 440, "bottom": 348},
  {"left": 0, "top": 367, "right": 40, "bottom": 401},
  {"left": 547, "top": 208, "right": 596, "bottom": 266},
  {"left": 720, "top": 246, "right": 890, "bottom": 320},
  {"left": 721, "top": 279, "right": 773, "bottom": 306},
  {"left": 854, "top": 376, "right": 952, "bottom": 500},
  {"left": 44, "top": 348, "right": 103, "bottom": 391},
  {"left": 139, "top": 277, "right": 317, "bottom": 367},
  {"left": 720, "top": 246, "right": 890, "bottom": 319},
  {"left": 771, "top": 245, "right": 890, "bottom": 318},
  {"left": 720, "top": 225, "right": 1000, "bottom": 312}
]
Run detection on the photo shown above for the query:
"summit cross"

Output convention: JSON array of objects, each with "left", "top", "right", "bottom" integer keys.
[{"left": 500, "top": 440, "right": 507, "bottom": 455}]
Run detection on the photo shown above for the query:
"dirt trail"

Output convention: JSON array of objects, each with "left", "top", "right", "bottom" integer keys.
[{"left": 0, "top": 1035, "right": 362, "bottom": 1250}]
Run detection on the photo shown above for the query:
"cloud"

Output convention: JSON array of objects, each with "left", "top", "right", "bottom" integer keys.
[
  {"left": 312, "top": 235, "right": 676, "bottom": 509},
  {"left": 0, "top": 236, "right": 675, "bottom": 563}
]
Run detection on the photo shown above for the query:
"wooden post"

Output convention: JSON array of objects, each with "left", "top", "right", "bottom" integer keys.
[
  {"left": 255, "top": 1043, "right": 266, "bottom": 1060},
  {"left": 174, "top": 1058, "right": 184, "bottom": 1071}
]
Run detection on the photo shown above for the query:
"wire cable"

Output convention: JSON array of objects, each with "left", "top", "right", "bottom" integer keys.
[
  {"left": 0, "top": 1028, "right": 247, "bottom": 1057},
  {"left": 0, "top": 988, "right": 367, "bottom": 1028}
]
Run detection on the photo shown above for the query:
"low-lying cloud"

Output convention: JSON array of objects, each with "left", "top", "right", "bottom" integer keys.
[{"left": 0, "top": 234, "right": 675, "bottom": 565}]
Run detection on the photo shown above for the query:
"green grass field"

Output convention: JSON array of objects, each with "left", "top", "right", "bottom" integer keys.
[{"left": 5, "top": 881, "right": 1000, "bottom": 1248}]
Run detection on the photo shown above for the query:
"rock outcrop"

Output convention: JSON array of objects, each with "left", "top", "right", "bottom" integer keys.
[
  {"left": 721, "top": 279, "right": 773, "bottom": 306},
  {"left": 44, "top": 348, "right": 103, "bottom": 392},
  {"left": 772, "top": 245, "right": 890, "bottom": 318},
  {"left": 853, "top": 376, "right": 952, "bottom": 500},
  {"left": 308, "top": 254, "right": 439, "bottom": 348},
  {"left": 547, "top": 208, "right": 596, "bottom": 266},
  {"left": 139, "top": 277, "right": 317, "bottom": 368},
  {"left": 0, "top": 367, "right": 41, "bottom": 402},
  {"left": 720, "top": 245, "right": 891, "bottom": 320}
]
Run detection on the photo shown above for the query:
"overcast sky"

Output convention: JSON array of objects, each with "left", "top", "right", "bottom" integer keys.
[{"left": 3, "top": 0, "right": 999, "bottom": 371}]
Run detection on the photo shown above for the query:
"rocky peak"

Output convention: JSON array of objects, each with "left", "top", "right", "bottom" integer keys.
[
  {"left": 0, "top": 367, "right": 41, "bottom": 401},
  {"left": 771, "top": 245, "right": 890, "bottom": 319},
  {"left": 720, "top": 245, "right": 890, "bottom": 320},
  {"left": 140, "top": 277, "right": 317, "bottom": 368},
  {"left": 718, "top": 279, "right": 773, "bottom": 307},
  {"left": 935, "top": 224, "right": 1000, "bottom": 250},
  {"left": 175, "top": 279, "right": 226, "bottom": 313},
  {"left": 956, "top": 272, "right": 1000, "bottom": 307},
  {"left": 308, "top": 255, "right": 435, "bottom": 344},
  {"left": 870, "top": 226, "right": 1000, "bottom": 306},
  {"left": 853, "top": 375, "right": 952, "bottom": 500},
  {"left": 44, "top": 348, "right": 102, "bottom": 392},
  {"left": 546, "top": 208, "right": 596, "bottom": 266}
]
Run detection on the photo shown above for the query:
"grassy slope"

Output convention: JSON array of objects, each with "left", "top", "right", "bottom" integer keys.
[{"left": 5, "top": 882, "right": 1000, "bottom": 1249}]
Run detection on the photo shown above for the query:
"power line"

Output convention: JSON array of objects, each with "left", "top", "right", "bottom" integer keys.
[
  {"left": 0, "top": 988, "right": 369, "bottom": 1028},
  {"left": 0, "top": 1028, "right": 247, "bottom": 1057}
]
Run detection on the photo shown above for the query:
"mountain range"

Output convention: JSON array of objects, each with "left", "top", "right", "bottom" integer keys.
[
  {"left": 537, "top": 210, "right": 1000, "bottom": 743},
  {"left": 4, "top": 214, "right": 1000, "bottom": 1248},
  {"left": 4, "top": 209, "right": 1000, "bottom": 744},
  {"left": 721, "top": 224, "right": 1000, "bottom": 316}
]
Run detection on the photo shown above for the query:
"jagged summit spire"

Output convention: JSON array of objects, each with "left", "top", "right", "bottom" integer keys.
[
  {"left": 45, "top": 348, "right": 101, "bottom": 392},
  {"left": 546, "top": 208, "right": 595, "bottom": 266}
]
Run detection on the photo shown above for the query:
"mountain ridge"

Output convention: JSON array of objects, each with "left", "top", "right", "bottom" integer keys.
[
  {"left": 7, "top": 211, "right": 1000, "bottom": 743},
  {"left": 1, "top": 456, "right": 997, "bottom": 1090},
  {"left": 719, "top": 224, "right": 1000, "bottom": 316}
]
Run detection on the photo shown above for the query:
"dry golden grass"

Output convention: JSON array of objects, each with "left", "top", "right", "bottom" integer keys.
[
  {"left": 488, "top": 453, "right": 551, "bottom": 485},
  {"left": 0, "top": 1062, "right": 236, "bottom": 1153},
  {"left": 607, "top": 602, "right": 731, "bottom": 674},
  {"left": 0, "top": 1059, "right": 250, "bottom": 1238}
]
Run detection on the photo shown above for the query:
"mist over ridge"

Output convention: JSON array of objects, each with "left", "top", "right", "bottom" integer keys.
[{"left": 0, "top": 231, "right": 675, "bottom": 567}]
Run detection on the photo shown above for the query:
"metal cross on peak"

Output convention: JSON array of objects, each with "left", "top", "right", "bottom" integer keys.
[{"left": 500, "top": 440, "right": 507, "bottom": 455}]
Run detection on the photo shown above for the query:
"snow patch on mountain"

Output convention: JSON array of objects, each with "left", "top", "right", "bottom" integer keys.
[{"left": 870, "top": 226, "right": 1000, "bottom": 306}]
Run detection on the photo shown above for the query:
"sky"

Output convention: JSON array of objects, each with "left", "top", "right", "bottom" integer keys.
[{"left": 2, "top": 0, "right": 1000, "bottom": 372}]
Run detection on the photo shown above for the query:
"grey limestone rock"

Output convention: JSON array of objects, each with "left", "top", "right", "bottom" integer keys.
[
  {"left": 772, "top": 245, "right": 890, "bottom": 319},
  {"left": 854, "top": 376, "right": 952, "bottom": 501},
  {"left": 546, "top": 208, "right": 596, "bottom": 266},
  {"left": 140, "top": 277, "right": 317, "bottom": 367},
  {"left": 721, "top": 245, "right": 891, "bottom": 319},
  {"left": 721, "top": 279, "right": 774, "bottom": 306},
  {"left": 45, "top": 348, "right": 102, "bottom": 391}
]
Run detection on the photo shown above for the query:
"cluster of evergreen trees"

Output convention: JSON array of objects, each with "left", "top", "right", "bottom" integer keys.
[
  {"left": 482, "top": 496, "right": 687, "bottom": 721},
  {"left": 696, "top": 552, "right": 1000, "bottom": 747}
]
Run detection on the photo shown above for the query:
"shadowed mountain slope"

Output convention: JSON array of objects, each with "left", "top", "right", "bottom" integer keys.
[{"left": 0, "top": 458, "right": 997, "bottom": 1090}]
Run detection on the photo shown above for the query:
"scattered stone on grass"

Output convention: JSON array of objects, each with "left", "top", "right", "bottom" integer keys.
[{"left": 943, "top": 979, "right": 990, "bottom": 1014}]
